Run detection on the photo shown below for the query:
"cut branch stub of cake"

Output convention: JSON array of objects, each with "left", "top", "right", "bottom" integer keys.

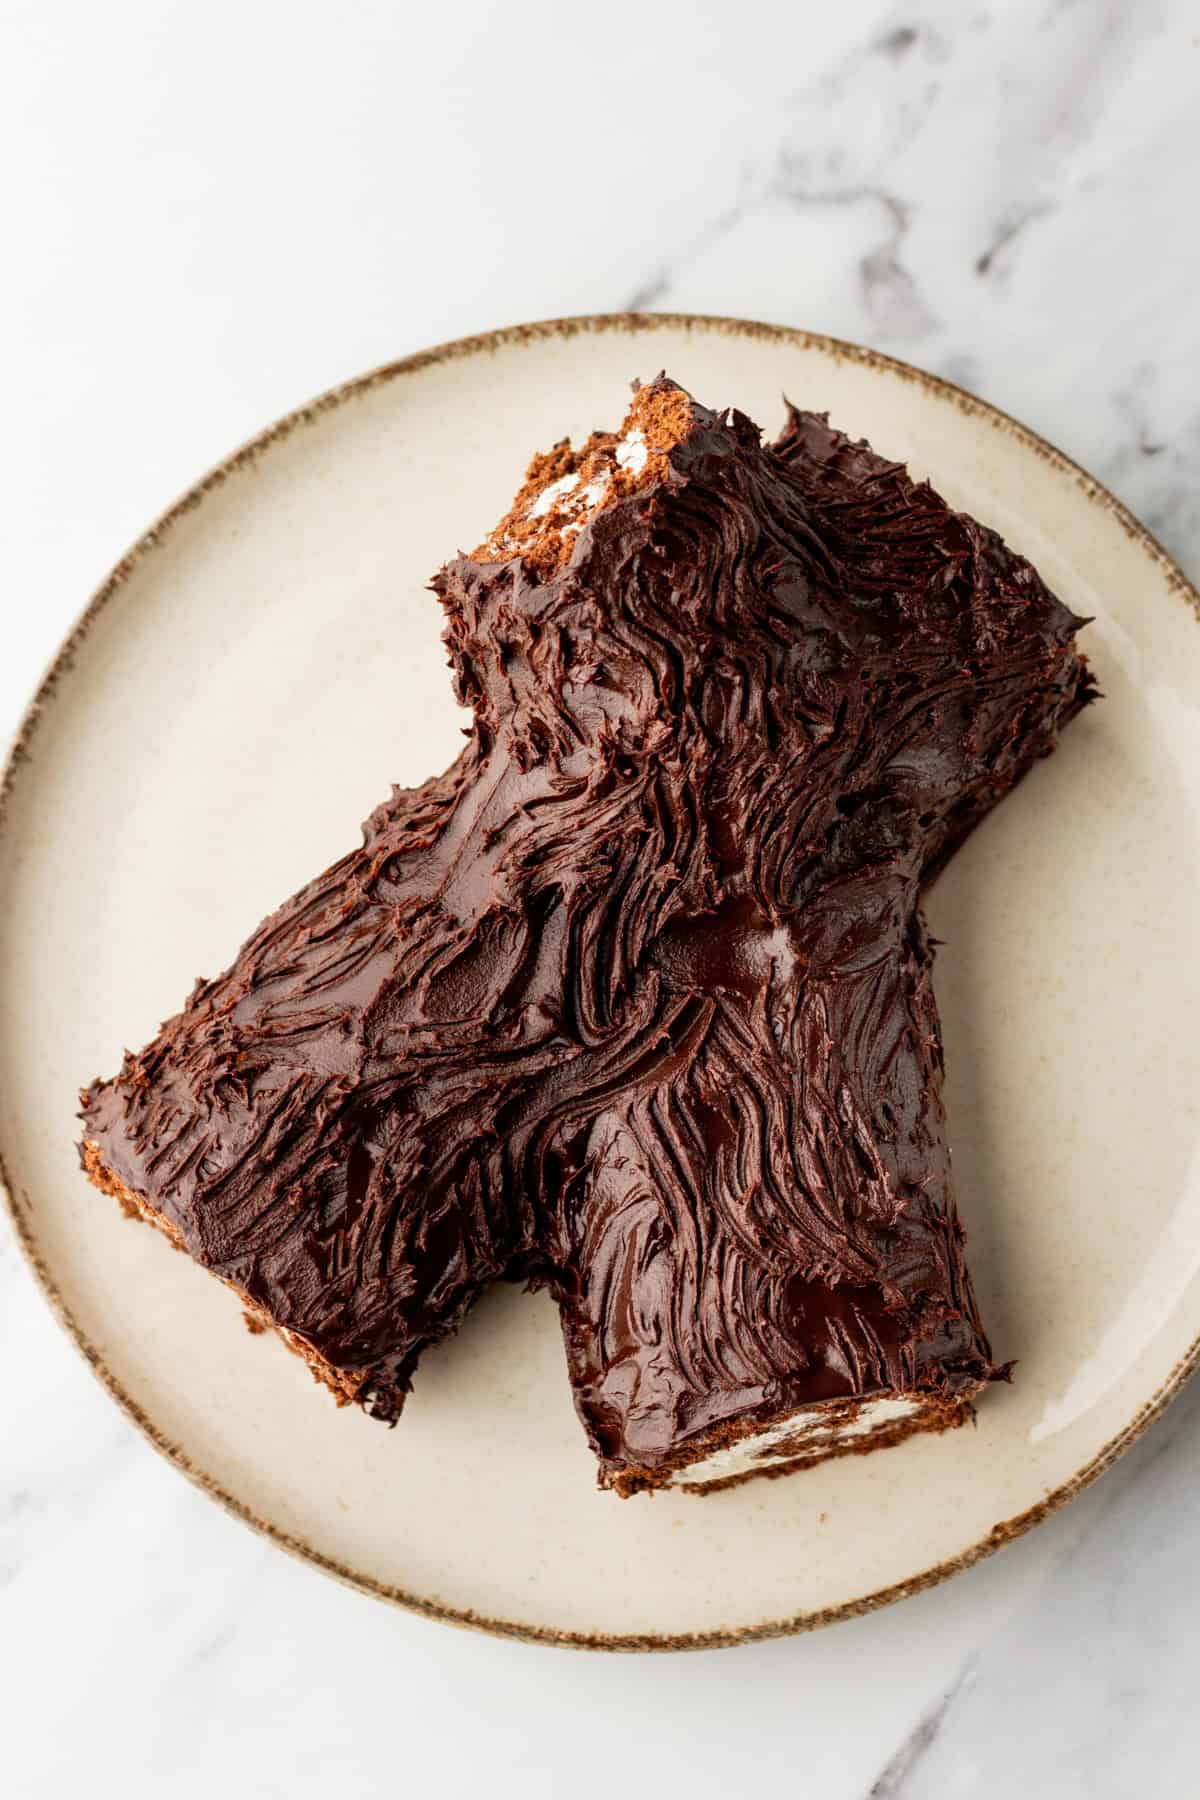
[
  {"left": 80, "top": 376, "right": 1095, "bottom": 1494},
  {"left": 472, "top": 379, "right": 696, "bottom": 576}
]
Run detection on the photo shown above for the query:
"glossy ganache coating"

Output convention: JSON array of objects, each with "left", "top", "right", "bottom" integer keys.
[{"left": 80, "top": 380, "right": 1094, "bottom": 1480}]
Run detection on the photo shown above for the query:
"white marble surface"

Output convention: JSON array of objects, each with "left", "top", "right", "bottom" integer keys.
[{"left": 3, "top": 2, "right": 1198, "bottom": 1794}]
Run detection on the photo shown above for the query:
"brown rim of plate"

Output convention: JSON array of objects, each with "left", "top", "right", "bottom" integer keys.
[{"left": 3, "top": 312, "right": 1198, "bottom": 1653}]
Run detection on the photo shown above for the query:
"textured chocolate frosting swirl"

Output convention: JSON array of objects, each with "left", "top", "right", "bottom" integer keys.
[{"left": 81, "top": 380, "right": 1094, "bottom": 1483}]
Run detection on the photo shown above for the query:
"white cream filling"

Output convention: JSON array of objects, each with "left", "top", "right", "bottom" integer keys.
[
  {"left": 525, "top": 430, "right": 646, "bottom": 536},
  {"left": 669, "top": 1395, "right": 918, "bottom": 1487},
  {"left": 616, "top": 428, "right": 648, "bottom": 474},
  {"left": 528, "top": 471, "right": 580, "bottom": 518},
  {"left": 527, "top": 468, "right": 612, "bottom": 537}
]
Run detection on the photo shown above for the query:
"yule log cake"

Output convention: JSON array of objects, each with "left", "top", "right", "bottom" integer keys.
[{"left": 81, "top": 376, "right": 1093, "bottom": 1494}]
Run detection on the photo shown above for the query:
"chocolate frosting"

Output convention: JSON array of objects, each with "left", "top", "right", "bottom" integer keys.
[{"left": 81, "top": 380, "right": 1094, "bottom": 1480}]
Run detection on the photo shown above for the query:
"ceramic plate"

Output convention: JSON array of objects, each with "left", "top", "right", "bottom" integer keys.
[{"left": 4, "top": 316, "right": 1198, "bottom": 1651}]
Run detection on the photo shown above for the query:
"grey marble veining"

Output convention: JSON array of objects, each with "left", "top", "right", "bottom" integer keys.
[
  {"left": 2, "top": 1, "right": 1198, "bottom": 1795},
  {"left": 867, "top": 1372, "right": 1200, "bottom": 1797}
]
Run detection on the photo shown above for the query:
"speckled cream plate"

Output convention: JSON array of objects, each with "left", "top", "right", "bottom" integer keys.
[{"left": 3, "top": 316, "right": 1199, "bottom": 1651}]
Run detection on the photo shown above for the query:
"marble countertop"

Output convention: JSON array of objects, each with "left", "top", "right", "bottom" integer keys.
[{"left": 3, "top": 2, "right": 1198, "bottom": 1794}]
